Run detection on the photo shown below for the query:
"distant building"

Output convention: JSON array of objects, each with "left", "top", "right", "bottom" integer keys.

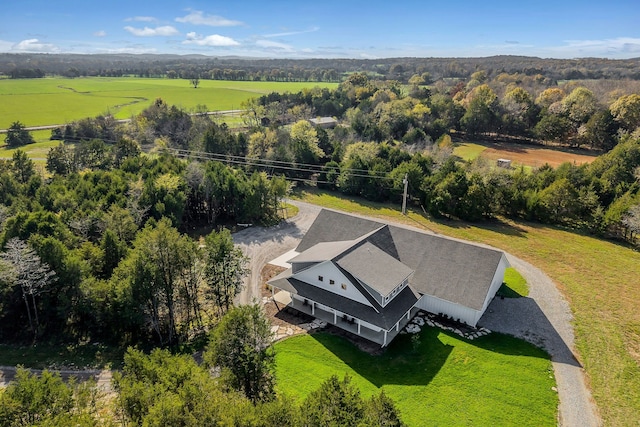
[
  {"left": 308, "top": 117, "right": 337, "bottom": 129},
  {"left": 268, "top": 209, "right": 509, "bottom": 346},
  {"left": 497, "top": 158, "right": 512, "bottom": 168}
]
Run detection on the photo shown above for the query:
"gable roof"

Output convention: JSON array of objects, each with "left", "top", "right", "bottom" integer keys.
[
  {"left": 336, "top": 240, "right": 413, "bottom": 296},
  {"left": 294, "top": 209, "right": 504, "bottom": 311}
]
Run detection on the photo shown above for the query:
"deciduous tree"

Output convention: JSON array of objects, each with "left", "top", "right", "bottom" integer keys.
[{"left": 204, "top": 304, "right": 275, "bottom": 402}]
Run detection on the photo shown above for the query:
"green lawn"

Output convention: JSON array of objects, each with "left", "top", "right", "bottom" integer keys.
[
  {"left": 274, "top": 331, "right": 557, "bottom": 427},
  {"left": 0, "top": 77, "right": 338, "bottom": 129},
  {"left": 497, "top": 267, "right": 529, "bottom": 298},
  {"left": 453, "top": 142, "right": 487, "bottom": 161},
  {"left": 295, "top": 188, "right": 640, "bottom": 426}
]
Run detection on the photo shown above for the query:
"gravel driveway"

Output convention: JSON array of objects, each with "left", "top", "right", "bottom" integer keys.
[{"left": 235, "top": 200, "right": 601, "bottom": 427}]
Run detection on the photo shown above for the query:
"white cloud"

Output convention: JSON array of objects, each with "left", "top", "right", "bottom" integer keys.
[
  {"left": 124, "top": 26, "right": 179, "bottom": 37},
  {"left": 93, "top": 30, "right": 107, "bottom": 37},
  {"left": 183, "top": 32, "right": 240, "bottom": 46},
  {"left": 176, "top": 10, "right": 243, "bottom": 26},
  {"left": 97, "top": 46, "right": 158, "bottom": 54},
  {"left": 263, "top": 26, "right": 319, "bottom": 38},
  {"left": 13, "top": 38, "right": 59, "bottom": 52},
  {"left": 550, "top": 37, "right": 640, "bottom": 58},
  {"left": 256, "top": 39, "right": 294, "bottom": 52},
  {"left": 0, "top": 40, "right": 13, "bottom": 52},
  {"left": 125, "top": 16, "right": 157, "bottom": 22}
]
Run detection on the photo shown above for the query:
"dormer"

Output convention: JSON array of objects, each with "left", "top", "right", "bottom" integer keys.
[{"left": 336, "top": 241, "right": 413, "bottom": 307}]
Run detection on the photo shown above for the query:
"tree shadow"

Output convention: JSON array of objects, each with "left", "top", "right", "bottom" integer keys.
[
  {"left": 479, "top": 296, "right": 581, "bottom": 368},
  {"left": 308, "top": 328, "right": 453, "bottom": 387},
  {"left": 232, "top": 217, "right": 306, "bottom": 246}
]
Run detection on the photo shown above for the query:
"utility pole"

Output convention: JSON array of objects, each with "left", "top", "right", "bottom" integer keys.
[{"left": 402, "top": 173, "right": 408, "bottom": 215}]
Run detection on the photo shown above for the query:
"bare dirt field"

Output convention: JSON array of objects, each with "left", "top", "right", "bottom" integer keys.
[{"left": 479, "top": 141, "right": 599, "bottom": 168}]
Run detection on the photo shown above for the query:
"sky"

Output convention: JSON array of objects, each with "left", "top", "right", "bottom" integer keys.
[{"left": 1, "top": 0, "right": 640, "bottom": 59}]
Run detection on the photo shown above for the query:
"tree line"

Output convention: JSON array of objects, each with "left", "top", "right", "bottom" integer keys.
[{"left": 3, "top": 53, "right": 640, "bottom": 83}]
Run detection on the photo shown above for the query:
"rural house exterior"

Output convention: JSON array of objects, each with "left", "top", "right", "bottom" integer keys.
[{"left": 268, "top": 209, "right": 509, "bottom": 346}]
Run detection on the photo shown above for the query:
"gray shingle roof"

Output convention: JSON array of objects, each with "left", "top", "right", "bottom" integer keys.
[
  {"left": 289, "top": 240, "right": 356, "bottom": 263},
  {"left": 336, "top": 241, "right": 413, "bottom": 296},
  {"left": 294, "top": 209, "right": 505, "bottom": 311},
  {"left": 296, "top": 210, "right": 382, "bottom": 252}
]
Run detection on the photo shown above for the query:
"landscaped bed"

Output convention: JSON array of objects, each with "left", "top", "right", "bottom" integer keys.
[{"left": 274, "top": 329, "right": 557, "bottom": 426}]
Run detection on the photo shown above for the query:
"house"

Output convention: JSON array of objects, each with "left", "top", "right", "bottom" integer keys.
[
  {"left": 497, "top": 158, "right": 512, "bottom": 168},
  {"left": 268, "top": 210, "right": 509, "bottom": 346},
  {"left": 308, "top": 117, "right": 337, "bottom": 129}
]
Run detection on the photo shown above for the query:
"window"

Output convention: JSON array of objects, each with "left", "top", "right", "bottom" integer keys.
[
  {"left": 329, "top": 279, "right": 335, "bottom": 285},
  {"left": 318, "top": 275, "right": 323, "bottom": 281},
  {"left": 341, "top": 283, "right": 347, "bottom": 290}
]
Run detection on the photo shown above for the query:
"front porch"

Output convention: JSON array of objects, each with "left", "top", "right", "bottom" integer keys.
[{"left": 274, "top": 291, "right": 420, "bottom": 346}]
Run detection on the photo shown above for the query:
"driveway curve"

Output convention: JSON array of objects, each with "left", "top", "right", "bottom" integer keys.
[{"left": 235, "top": 200, "right": 600, "bottom": 427}]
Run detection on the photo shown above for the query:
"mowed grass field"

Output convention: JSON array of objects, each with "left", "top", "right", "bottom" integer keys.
[
  {"left": 453, "top": 141, "right": 598, "bottom": 168},
  {"left": 0, "top": 77, "right": 338, "bottom": 129},
  {"left": 275, "top": 331, "right": 557, "bottom": 426},
  {"left": 295, "top": 189, "right": 640, "bottom": 426}
]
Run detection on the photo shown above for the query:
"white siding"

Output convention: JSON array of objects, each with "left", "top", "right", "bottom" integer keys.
[
  {"left": 479, "top": 254, "right": 510, "bottom": 313},
  {"left": 294, "top": 261, "right": 372, "bottom": 306},
  {"left": 416, "top": 294, "right": 480, "bottom": 326}
]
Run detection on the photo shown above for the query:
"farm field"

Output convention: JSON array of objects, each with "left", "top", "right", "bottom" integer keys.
[
  {"left": 0, "top": 77, "right": 338, "bottom": 129},
  {"left": 275, "top": 331, "right": 557, "bottom": 426},
  {"left": 454, "top": 141, "right": 598, "bottom": 168},
  {"left": 295, "top": 188, "right": 640, "bottom": 426}
]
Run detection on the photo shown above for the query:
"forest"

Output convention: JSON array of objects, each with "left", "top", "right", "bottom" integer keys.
[{"left": 2, "top": 52, "right": 640, "bottom": 82}]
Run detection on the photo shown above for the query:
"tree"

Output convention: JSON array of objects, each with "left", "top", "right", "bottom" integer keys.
[
  {"left": 11, "top": 149, "right": 35, "bottom": 184},
  {"left": 117, "top": 218, "right": 198, "bottom": 345},
  {"left": 203, "top": 228, "right": 248, "bottom": 315},
  {"left": 46, "top": 143, "right": 75, "bottom": 175},
  {"left": 0, "top": 238, "right": 56, "bottom": 338},
  {"left": 621, "top": 204, "right": 640, "bottom": 243},
  {"left": 363, "top": 390, "right": 406, "bottom": 427},
  {"left": 4, "top": 121, "right": 34, "bottom": 147},
  {"left": 0, "top": 367, "right": 100, "bottom": 426},
  {"left": 204, "top": 304, "right": 275, "bottom": 402},
  {"left": 289, "top": 119, "right": 324, "bottom": 164},
  {"left": 190, "top": 76, "right": 200, "bottom": 89},
  {"left": 610, "top": 93, "right": 640, "bottom": 132},
  {"left": 301, "top": 374, "right": 364, "bottom": 426}
]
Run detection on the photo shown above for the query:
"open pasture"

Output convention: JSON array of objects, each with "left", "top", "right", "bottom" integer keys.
[
  {"left": 0, "top": 77, "right": 337, "bottom": 129},
  {"left": 454, "top": 141, "right": 598, "bottom": 168}
]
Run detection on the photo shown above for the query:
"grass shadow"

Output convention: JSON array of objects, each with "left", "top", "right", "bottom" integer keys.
[{"left": 308, "top": 328, "right": 453, "bottom": 387}]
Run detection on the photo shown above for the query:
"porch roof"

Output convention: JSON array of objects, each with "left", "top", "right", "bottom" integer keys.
[{"left": 269, "top": 272, "right": 420, "bottom": 330}]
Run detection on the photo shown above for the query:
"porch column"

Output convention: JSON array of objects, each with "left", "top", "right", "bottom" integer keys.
[
  {"left": 383, "top": 330, "right": 387, "bottom": 346},
  {"left": 333, "top": 310, "right": 337, "bottom": 324},
  {"left": 406, "top": 310, "right": 410, "bottom": 319},
  {"left": 311, "top": 302, "right": 315, "bottom": 315},
  {"left": 396, "top": 321, "right": 399, "bottom": 331},
  {"left": 357, "top": 319, "right": 361, "bottom": 334}
]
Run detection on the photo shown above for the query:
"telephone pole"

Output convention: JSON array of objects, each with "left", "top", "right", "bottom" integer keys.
[{"left": 402, "top": 173, "right": 408, "bottom": 215}]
